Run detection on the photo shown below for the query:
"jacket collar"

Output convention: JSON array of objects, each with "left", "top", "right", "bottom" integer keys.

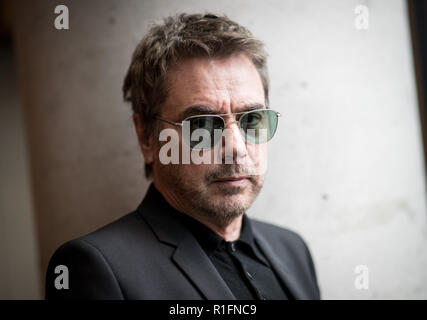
[
  {"left": 252, "top": 228, "right": 310, "bottom": 299},
  {"left": 137, "top": 184, "right": 235, "bottom": 299}
]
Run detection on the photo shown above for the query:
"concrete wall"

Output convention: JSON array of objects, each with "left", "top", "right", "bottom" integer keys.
[
  {"left": 6, "top": 0, "right": 427, "bottom": 299},
  {"left": 0, "top": 42, "right": 41, "bottom": 299}
]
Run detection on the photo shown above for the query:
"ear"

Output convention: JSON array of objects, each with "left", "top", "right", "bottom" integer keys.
[{"left": 133, "top": 113, "right": 155, "bottom": 165}]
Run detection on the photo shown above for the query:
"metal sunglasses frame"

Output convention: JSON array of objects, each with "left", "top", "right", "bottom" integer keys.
[{"left": 155, "top": 108, "right": 281, "bottom": 131}]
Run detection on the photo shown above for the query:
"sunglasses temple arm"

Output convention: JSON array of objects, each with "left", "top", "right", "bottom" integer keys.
[{"left": 155, "top": 116, "right": 182, "bottom": 127}]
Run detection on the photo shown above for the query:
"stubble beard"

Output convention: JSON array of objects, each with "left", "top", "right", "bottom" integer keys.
[{"left": 157, "top": 163, "right": 264, "bottom": 228}]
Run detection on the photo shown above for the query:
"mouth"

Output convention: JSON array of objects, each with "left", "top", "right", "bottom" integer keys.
[{"left": 212, "top": 176, "right": 250, "bottom": 186}]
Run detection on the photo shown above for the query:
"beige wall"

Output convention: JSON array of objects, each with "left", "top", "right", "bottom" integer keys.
[
  {"left": 2, "top": 0, "right": 427, "bottom": 299},
  {"left": 0, "top": 42, "right": 41, "bottom": 299},
  {"left": 10, "top": 0, "right": 151, "bottom": 294}
]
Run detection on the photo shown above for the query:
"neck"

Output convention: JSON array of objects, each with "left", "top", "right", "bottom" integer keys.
[{"left": 194, "top": 214, "right": 243, "bottom": 242}]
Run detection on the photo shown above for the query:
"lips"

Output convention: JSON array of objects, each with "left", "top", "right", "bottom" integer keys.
[{"left": 213, "top": 176, "right": 249, "bottom": 183}]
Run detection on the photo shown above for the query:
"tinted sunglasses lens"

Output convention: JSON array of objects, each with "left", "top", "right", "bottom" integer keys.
[
  {"left": 185, "top": 116, "right": 223, "bottom": 149},
  {"left": 240, "top": 110, "right": 278, "bottom": 144}
]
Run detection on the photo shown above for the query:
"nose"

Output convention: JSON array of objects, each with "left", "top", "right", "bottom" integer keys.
[{"left": 222, "top": 121, "right": 248, "bottom": 164}]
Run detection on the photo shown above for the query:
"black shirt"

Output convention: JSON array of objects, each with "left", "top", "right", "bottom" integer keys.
[{"left": 176, "top": 211, "right": 290, "bottom": 300}]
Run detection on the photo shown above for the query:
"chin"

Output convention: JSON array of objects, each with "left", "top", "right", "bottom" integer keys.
[
  {"left": 213, "top": 185, "right": 244, "bottom": 195},
  {"left": 211, "top": 191, "right": 253, "bottom": 209}
]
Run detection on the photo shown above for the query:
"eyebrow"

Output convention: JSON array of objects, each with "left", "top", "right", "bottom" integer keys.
[{"left": 178, "top": 103, "right": 266, "bottom": 120}]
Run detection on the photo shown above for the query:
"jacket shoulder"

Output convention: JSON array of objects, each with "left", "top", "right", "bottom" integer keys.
[
  {"left": 45, "top": 235, "right": 125, "bottom": 299},
  {"left": 251, "top": 218, "right": 308, "bottom": 249},
  {"left": 45, "top": 210, "right": 153, "bottom": 299},
  {"left": 250, "top": 218, "right": 321, "bottom": 299}
]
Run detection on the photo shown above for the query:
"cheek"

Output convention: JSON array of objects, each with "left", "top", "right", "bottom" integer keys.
[
  {"left": 247, "top": 144, "right": 268, "bottom": 175},
  {"left": 174, "top": 162, "right": 211, "bottom": 185}
]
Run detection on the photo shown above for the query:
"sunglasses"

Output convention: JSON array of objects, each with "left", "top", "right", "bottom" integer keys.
[{"left": 155, "top": 109, "right": 281, "bottom": 150}]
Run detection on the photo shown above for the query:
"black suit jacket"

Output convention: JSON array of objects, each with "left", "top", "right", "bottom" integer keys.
[{"left": 46, "top": 185, "right": 321, "bottom": 300}]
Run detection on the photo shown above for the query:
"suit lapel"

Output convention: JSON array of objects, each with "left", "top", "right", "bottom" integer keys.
[
  {"left": 139, "top": 184, "right": 310, "bottom": 300},
  {"left": 252, "top": 227, "right": 309, "bottom": 300},
  {"left": 138, "top": 184, "right": 235, "bottom": 300},
  {"left": 172, "top": 234, "right": 235, "bottom": 300}
]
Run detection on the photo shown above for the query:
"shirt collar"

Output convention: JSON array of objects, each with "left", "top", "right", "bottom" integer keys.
[
  {"left": 148, "top": 183, "right": 269, "bottom": 266},
  {"left": 176, "top": 204, "right": 259, "bottom": 258}
]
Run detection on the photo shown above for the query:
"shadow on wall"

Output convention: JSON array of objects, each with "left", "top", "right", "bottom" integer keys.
[{"left": 0, "top": 38, "right": 41, "bottom": 299}]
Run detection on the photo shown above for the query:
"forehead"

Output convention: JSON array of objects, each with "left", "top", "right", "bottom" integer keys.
[{"left": 162, "top": 53, "right": 265, "bottom": 117}]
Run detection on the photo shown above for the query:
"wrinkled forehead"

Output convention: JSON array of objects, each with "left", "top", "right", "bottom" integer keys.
[{"left": 161, "top": 53, "right": 265, "bottom": 118}]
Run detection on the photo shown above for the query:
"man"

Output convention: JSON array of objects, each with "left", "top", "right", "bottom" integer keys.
[{"left": 45, "top": 13, "right": 320, "bottom": 300}]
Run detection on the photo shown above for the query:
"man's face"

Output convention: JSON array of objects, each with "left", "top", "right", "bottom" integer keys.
[{"left": 149, "top": 53, "right": 268, "bottom": 225}]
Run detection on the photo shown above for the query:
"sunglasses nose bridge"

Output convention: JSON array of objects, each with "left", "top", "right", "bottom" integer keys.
[{"left": 223, "top": 119, "right": 241, "bottom": 129}]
